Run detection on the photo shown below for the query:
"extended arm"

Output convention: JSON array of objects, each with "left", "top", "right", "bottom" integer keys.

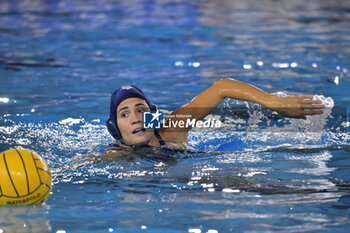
[{"left": 170, "top": 78, "right": 325, "bottom": 123}]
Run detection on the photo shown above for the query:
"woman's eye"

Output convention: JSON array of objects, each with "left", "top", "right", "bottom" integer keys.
[
  {"left": 138, "top": 108, "right": 147, "bottom": 113},
  {"left": 121, "top": 112, "right": 128, "bottom": 118}
]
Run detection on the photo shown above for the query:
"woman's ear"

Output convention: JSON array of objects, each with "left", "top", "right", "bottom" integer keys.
[{"left": 106, "top": 118, "right": 119, "bottom": 139}]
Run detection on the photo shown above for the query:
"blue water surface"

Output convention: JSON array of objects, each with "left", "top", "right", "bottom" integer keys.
[{"left": 1, "top": 0, "right": 350, "bottom": 232}]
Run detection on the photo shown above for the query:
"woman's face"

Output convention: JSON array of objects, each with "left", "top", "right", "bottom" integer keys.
[{"left": 116, "top": 97, "right": 154, "bottom": 145}]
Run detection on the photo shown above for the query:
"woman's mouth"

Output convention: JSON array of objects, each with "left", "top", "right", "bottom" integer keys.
[{"left": 132, "top": 128, "right": 146, "bottom": 135}]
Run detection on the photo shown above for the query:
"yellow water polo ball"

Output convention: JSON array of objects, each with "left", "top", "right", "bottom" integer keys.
[{"left": 0, "top": 148, "right": 52, "bottom": 205}]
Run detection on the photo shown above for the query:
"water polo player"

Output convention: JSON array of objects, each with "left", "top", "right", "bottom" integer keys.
[{"left": 103, "top": 78, "right": 325, "bottom": 159}]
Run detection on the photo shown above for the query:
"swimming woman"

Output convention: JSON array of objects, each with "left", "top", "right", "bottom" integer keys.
[{"left": 102, "top": 78, "right": 325, "bottom": 160}]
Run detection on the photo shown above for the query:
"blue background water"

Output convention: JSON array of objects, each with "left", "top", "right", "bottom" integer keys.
[{"left": 1, "top": 0, "right": 350, "bottom": 232}]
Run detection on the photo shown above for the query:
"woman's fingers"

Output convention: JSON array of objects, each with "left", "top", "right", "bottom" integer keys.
[
  {"left": 299, "top": 97, "right": 325, "bottom": 110},
  {"left": 277, "top": 95, "right": 327, "bottom": 119},
  {"left": 302, "top": 104, "right": 326, "bottom": 109},
  {"left": 300, "top": 99, "right": 322, "bottom": 104}
]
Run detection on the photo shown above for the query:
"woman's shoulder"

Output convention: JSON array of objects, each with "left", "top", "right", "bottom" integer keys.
[
  {"left": 157, "top": 129, "right": 189, "bottom": 149},
  {"left": 159, "top": 128, "right": 188, "bottom": 140},
  {"left": 100, "top": 146, "right": 132, "bottom": 161},
  {"left": 99, "top": 141, "right": 134, "bottom": 161}
]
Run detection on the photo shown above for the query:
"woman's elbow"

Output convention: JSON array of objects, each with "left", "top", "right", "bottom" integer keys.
[
  {"left": 212, "top": 78, "right": 235, "bottom": 99},
  {"left": 214, "top": 78, "right": 236, "bottom": 87}
]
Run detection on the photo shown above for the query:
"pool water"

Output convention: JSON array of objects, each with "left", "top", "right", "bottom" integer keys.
[{"left": 1, "top": 0, "right": 350, "bottom": 232}]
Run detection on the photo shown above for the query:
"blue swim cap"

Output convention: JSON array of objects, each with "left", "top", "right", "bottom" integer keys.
[{"left": 106, "top": 85, "right": 157, "bottom": 140}]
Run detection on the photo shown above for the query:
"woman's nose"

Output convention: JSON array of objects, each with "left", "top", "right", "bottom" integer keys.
[{"left": 131, "top": 111, "right": 142, "bottom": 124}]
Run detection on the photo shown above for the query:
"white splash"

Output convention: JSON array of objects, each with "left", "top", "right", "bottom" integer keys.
[
  {"left": 59, "top": 117, "right": 83, "bottom": 126},
  {"left": 0, "top": 97, "right": 9, "bottom": 103}
]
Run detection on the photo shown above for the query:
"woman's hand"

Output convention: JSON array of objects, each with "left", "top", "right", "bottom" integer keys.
[{"left": 270, "top": 95, "right": 326, "bottom": 119}]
